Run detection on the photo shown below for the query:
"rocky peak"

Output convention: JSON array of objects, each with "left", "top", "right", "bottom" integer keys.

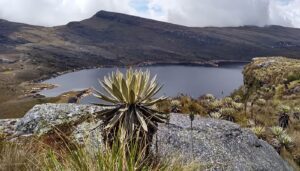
[
  {"left": 94, "top": 10, "right": 145, "bottom": 23},
  {"left": 91, "top": 10, "right": 169, "bottom": 27}
]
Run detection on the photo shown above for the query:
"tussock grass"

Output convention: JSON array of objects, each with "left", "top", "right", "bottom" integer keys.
[
  {"left": 0, "top": 138, "right": 203, "bottom": 171},
  {"left": 0, "top": 141, "right": 45, "bottom": 171}
]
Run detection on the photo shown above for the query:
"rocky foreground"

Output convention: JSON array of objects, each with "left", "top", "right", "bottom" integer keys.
[{"left": 0, "top": 104, "right": 292, "bottom": 170}]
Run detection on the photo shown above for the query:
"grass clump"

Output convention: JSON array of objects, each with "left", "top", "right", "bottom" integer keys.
[{"left": 0, "top": 139, "right": 202, "bottom": 171}]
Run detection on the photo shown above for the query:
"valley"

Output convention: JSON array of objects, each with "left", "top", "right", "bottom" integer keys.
[{"left": 1, "top": 10, "right": 300, "bottom": 121}]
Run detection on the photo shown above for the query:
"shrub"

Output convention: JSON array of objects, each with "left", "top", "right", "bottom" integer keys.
[
  {"left": 256, "top": 98, "right": 266, "bottom": 106},
  {"left": 232, "top": 102, "right": 244, "bottom": 111},
  {"left": 210, "top": 112, "right": 222, "bottom": 119},
  {"left": 93, "top": 69, "right": 168, "bottom": 151},
  {"left": 233, "top": 95, "right": 242, "bottom": 102},
  {"left": 277, "top": 105, "right": 291, "bottom": 128},
  {"left": 271, "top": 126, "right": 285, "bottom": 137},
  {"left": 207, "top": 100, "right": 222, "bottom": 111},
  {"left": 293, "top": 107, "right": 300, "bottom": 113},
  {"left": 156, "top": 100, "right": 172, "bottom": 113},
  {"left": 170, "top": 100, "right": 181, "bottom": 113},
  {"left": 278, "top": 105, "right": 291, "bottom": 114},
  {"left": 171, "top": 100, "right": 181, "bottom": 107},
  {"left": 188, "top": 102, "right": 204, "bottom": 115},
  {"left": 278, "top": 134, "right": 292, "bottom": 147},
  {"left": 219, "top": 108, "right": 235, "bottom": 116},
  {"left": 222, "top": 97, "right": 234, "bottom": 106},
  {"left": 293, "top": 107, "right": 300, "bottom": 120},
  {"left": 219, "top": 108, "right": 236, "bottom": 122},
  {"left": 202, "top": 94, "right": 215, "bottom": 101},
  {"left": 251, "top": 126, "right": 265, "bottom": 138},
  {"left": 287, "top": 72, "right": 300, "bottom": 83}
]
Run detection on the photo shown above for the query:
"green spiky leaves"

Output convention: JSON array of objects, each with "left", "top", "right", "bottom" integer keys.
[
  {"left": 93, "top": 68, "right": 168, "bottom": 143},
  {"left": 94, "top": 69, "right": 165, "bottom": 105}
]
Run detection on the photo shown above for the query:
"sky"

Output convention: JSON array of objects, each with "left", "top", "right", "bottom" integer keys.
[{"left": 0, "top": 0, "right": 299, "bottom": 28}]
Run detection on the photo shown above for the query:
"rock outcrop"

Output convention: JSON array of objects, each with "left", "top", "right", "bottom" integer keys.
[
  {"left": 0, "top": 104, "right": 292, "bottom": 170},
  {"left": 12, "top": 104, "right": 105, "bottom": 150},
  {"left": 154, "top": 113, "right": 292, "bottom": 170}
]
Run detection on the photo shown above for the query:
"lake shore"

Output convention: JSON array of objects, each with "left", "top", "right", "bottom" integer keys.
[
  {"left": 0, "top": 59, "right": 248, "bottom": 119},
  {"left": 34, "top": 60, "right": 250, "bottom": 83},
  {"left": 40, "top": 63, "right": 245, "bottom": 106}
]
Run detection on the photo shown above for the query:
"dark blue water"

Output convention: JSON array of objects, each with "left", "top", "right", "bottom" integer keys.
[{"left": 41, "top": 64, "right": 245, "bottom": 104}]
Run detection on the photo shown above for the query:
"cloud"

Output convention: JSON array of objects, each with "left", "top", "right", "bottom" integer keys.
[
  {"left": 147, "top": 0, "right": 298, "bottom": 27},
  {"left": 0, "top": 0, "right": 299, "bottom": 28},
  {"left": 270, "top": 0, "right": 300, "bottom": 28},
  {"left": 0, "top": 0, "right": 135, "bottom": 26}
]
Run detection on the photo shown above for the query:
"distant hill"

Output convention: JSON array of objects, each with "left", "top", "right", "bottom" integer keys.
[
  {"left": 1, "top": 11, "right": 300, "bottom": 118},
  {"left": 1, "top": 10, "right": 300, "bottom": 70}
]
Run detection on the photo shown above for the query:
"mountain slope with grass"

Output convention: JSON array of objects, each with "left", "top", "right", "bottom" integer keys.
[
  {"left": 1, "top": 11, "right": 300, "bottom": 118},
  {"left": 2, "top": 10, "right": 300, "bottom": 72},
  {"left": 240, "top": 57, "right": 300, "bottom": 168}
]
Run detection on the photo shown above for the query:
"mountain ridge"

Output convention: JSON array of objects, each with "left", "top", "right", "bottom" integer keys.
[{"left": 0, "top": 10, "right": 300, "bottom": 80}]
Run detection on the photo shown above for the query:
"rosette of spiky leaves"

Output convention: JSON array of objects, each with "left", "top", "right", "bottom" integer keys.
[
  {"left": 93, "top": 68, "right": 168, "bottom": 144},
  {"left": 271, "top": 126, "right": 285, "bottom": 137},
  {"left": 278, "top": 134, "right": 292, "bottom": 146},
  {"left": 251, "top": 126, "right": 265, "bottom": 138}
]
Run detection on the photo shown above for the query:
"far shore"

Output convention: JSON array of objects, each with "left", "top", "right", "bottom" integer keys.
[{"left": 34, "top": 60, "right": 249, "bottom": 84}]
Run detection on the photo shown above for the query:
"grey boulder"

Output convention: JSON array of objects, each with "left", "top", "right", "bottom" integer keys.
[
  {"left": 1, "top": 104, "right": 292, "bottom": 171},
  {"left": 154, "top": 114, "right": 292, "bottom": 170}
]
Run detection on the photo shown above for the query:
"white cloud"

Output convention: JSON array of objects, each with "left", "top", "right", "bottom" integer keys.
[
  {"left": 150, "top": 0, "right": 272, "bottom": 27},
  {"left": 270, "top": 0, "right": 300, "bottom": 28},
  {"left": 0, "top": 0, "right": 299, "bottom": 28},
  {"left": 0, "top": 0, "right": 135, "bottom": 26}
]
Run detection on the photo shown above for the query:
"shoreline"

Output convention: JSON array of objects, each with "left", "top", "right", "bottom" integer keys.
[
  {"left": 0, "top": 59, "right": 248, "bottom": 118},
  {"left": 34, "top": 60, "right": 248, "bottom": 101},
  {"left": 34, "top": 60, "right": 250, "bottom": 83}
]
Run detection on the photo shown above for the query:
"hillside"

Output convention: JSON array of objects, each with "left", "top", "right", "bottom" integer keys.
[
  {"left": 155, "top": 57, "right": 300, "bottom": 168},
  {"left": 241, "top": 57, "right": 300, "bottom": 168},
  {"left": 1, "top": 11, "right": 300, "bottom": 117},
  {"left": 2, "top": 11, "right": 300, "bottom": 70}
]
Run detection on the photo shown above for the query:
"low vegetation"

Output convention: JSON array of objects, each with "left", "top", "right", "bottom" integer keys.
[
  {"left": 1, "top": 57, "right": 300, "bottom": 170},
  {"left": 153, "top": 57, "right": 300, "bottom": 168},
  {"left": 0, "top": 139, "right": 203, "bottom": 171}
]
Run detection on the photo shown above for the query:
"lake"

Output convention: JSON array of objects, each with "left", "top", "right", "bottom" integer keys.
[{"left": 41, "top": 64, "right": 245, "bottom": 104}]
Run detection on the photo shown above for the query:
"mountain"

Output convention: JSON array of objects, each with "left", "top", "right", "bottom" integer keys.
[
  {"left": 1, "top": 11, "right": 300, "bottom": 70},
  {"left": 1, "top": 10, "right": 300, "bottom": 118}
]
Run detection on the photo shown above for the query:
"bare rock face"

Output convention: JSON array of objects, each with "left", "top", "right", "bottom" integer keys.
[
  {"left": 0, "top": 104, "right": 292, "bottom": 170},
  {"left": 13, "top": 104, "right": 105, "bottom": 150},
  {"left": 0, "top": 119, "right": 19, "bottom": 138},
  {"left": 153, "top": 114, "right": 292, "bottom": 170}
]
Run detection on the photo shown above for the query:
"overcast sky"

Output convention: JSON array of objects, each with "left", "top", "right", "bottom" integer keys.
[{"left": 0, "top": 0, "right": 299, "bottom": 28}]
